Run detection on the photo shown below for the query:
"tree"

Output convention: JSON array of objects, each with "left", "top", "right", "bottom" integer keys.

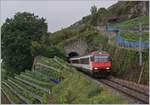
[
  {"left": 97, "top": 8, "right": 108, "bottom": 24},
  {"left": 2, "top": 12, "right": 48, "bottom": 75},
  {"left": 90, "top": 5, "right": 98, "bottom": 26},
  {"left": 90, "top": 5, "right": 97, "bottom": 15},
  {"left": 31, "top": 41, "right": 65, "bottom": 59}
]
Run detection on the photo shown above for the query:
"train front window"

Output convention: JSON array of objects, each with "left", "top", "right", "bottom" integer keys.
[{"left": 94, "top": 56, "right": 111, "bottom": 62}]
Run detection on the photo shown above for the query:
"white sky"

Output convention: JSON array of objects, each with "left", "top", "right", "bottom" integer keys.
[{"left": 1, "top": 0, "right": 118, "bottom": 32}]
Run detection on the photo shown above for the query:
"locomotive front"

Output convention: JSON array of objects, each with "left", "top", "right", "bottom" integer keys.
[{"left": 90, "top": 53, "right": 112, "bottom": 77}]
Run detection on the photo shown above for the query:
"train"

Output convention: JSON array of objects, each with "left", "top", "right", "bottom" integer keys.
[{"left": 70, "top": 51, "right": 112, "bottom": 77}]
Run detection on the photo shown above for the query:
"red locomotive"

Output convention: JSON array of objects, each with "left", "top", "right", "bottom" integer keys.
[{"left": 70, "top": 51, "right": 112, "bottom": 77}]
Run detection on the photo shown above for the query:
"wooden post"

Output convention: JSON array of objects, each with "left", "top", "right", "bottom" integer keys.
[
  {"left": 32, "top": 56, "right": 37, "bottom": 72},
  {"left": 138, "top": 63, "right": 144, "bottom": 84},
  {"left": 137, "top": 23, "right": 143, "bottom": 84},
  {"left": 139, "top": 23, "right": 142, "bottom": 67}
]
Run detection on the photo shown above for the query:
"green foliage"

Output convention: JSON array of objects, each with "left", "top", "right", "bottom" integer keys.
[
  {"left": 49, "top": 24, "right": 94, "bottom": 54},
  {"left": 81, "top": 15, "right": 91, "bottom": 24},
  {"left": 42, "top": 46, "right": 65, "bottom": 59},
  {"left": 90, "top": 5, "right": 97, "bottom": 16},
  {"left": 34, "top": 56, "right": 128, "bottom": 103},
  {"left": 42, "top": 93, "right": 51, "bottom": 104},
  {"left": 120, "top": 32, "right": 149, "bottom": 42},
  {"left": 31, "top": 41, "right": 44, "bottom": 56},
  {"left": 105, "top": 44, "right": 149, "bottom": 85},
  {"left": 2, "top": 56, "right": 128, "bottom": 104},
  {"left": 90, "top": 5, "right": 98, "bottom": 26},
  {"left": 2, "top": 83, "right": 23, "bottom": 104},
  {"left": 115, "top": 16, "right": 149, "bottom": 29},
  {"left": 50, "top": 15, "right": 148, "bottom": 85},
  {"left": 33, "top": 46, "right": 66, "bottom": 59},
  {"left": 85, "top": 30, "right": 149, "bottom": 85},
  {"left": 9, "top": 77, "right": 44, "bottom": 96},
  {"left": 50, "top": 28, "right": 77, "bottom": 45},
  {"left": 97, "top": 8, "right": 109, "bottom": 24},
  {"left": 19, "top": 74, "right": 54, "bottom": 88},
  {"left": 86, "top": 32, "right": 108, "bottom": 51},
  {"left": 78, "top": 28, "right": 148, "bottom": 85},
  {"left": 51, "top": 61, "right": 127, "bottom": 104},
  {"left": 2, "top": 12, "right": 48, "bottom": 75},
  {"left": 108, "top": 1, "right": 137, "bottom": 17},
  {"left": 90, "top": 89, "right": 128, "bottom": 104},
  {"left": 1, "top": 67, "right": 7, "bottom": 80}
]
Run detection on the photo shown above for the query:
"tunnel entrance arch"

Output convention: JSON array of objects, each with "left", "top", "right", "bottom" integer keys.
[
  {"left": 64, "top": 37, "right": 88, "bottom": 60},
  {"left": 68, "top": 52, "right": 79, "bottom": 58}
]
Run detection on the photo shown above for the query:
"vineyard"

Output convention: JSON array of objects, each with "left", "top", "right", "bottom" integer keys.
[
  {"left": 1, "top": 56, "right": 128, "bottom": 104},
  {"left": 1, "top": 56, "right": 64, "bottom": 104}
]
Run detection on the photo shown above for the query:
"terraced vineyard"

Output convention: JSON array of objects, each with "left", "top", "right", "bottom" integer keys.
[
  {"left": 120, "top": 32, "right": 149, "bottom": 42},
  {"left": 1, "top": 56, "right": 66, "bottom": 104},
  {"left": 115, "top": 16, "right": 149, "bottom": 30},
  {"left": 1, "top": 56, "right": 128, "bottom": 104}
]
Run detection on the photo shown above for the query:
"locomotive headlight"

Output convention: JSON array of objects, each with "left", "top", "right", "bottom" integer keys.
[
  {"left": 94, "top": 67, "right": 98, "bottom": 70},
  {"left": 106, "top": 67, "right": 110, "bottom": 69}
]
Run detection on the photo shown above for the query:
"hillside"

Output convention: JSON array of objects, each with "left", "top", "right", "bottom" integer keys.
[
  {"left": 71, "top": 1, "right": 149, "bottom": 26},
  {"left": 1, "top": 1, "right": 149, "bottom": 104},
  {"left": 49, "top": 1, "right": 149, "bottom": 85},
  {"left": 1, "top": 56, "right": 128, "bottom": 104}
]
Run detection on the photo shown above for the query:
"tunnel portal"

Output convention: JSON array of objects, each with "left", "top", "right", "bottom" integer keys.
[{"left": 68, "top": 52, "right": 79, "bottom": 58}]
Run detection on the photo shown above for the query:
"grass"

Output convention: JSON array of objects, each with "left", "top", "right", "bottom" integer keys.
[
  {"left": 105, "top": 44, "right": 149, "bottom": 85},
  {"left": 36, "top": 56, "right": 62, "bottom": 69},
  {"left": 120, "top": 32, "right": 149, "bottom": 42},
  {"left": 2, "top": 83, "right": 23, "bottom": 104},
  {"left": 18, "top": 74, "right": 54, "bottom": 88},
  {"left": 1, "top": 68, "right": 7, "bottom": 80},
  {"left": 115, "top": 16, "right": 149, "bottom": 29},
  {"left": 9, "top": 77, "right": 44, "bottom": 96},
  {"left": 35, "top": 56, "right": 127, "bottom": 104},
  {"left": 33, "top": 56, "right": 128, "bottom": 104},
  {"left": 90, "top": 88, "right": 127, "bottom": 104},
  {"left": 2, "top": 56, "right": 129, "bottom": 104},
  {"left": 50, "top": 67, "right": 128, "bottom": 104},
  {"left": 5, "top": 81, "right": 34, "bottom": 103}
]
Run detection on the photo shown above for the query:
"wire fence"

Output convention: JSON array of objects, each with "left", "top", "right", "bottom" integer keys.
[
  {"left": 115, "top": 35, "right": 149, "bottom": 48},
  {"left": 106, "top": 26, "right": 149, "bottom": 49}
]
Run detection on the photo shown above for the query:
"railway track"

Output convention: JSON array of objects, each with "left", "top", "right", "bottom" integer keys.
[
  {"left": 98, "top": 78, "right": 149, "bottom": 104},
  {"left": 76, "top": 69, "right": 149, "bottom": 104}
]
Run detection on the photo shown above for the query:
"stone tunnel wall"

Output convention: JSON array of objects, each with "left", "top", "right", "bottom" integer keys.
[{"left": 64, "top": 37, "right": 88, "bottom": 57}]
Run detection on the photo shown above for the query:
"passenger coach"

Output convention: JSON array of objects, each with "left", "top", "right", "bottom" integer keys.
[{"left": 70, "top": 51, "right": 112, "bottom": 77}]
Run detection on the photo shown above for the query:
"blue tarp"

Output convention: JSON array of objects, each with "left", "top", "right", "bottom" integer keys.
[
  {"left": 115, "top": 36, "right": 149, "bottom": 48},
  {"left": 106, "top": 26, "right": 119, "bottom": 32},
  {"left": 48, "top": 77, "right": 61, "bottom": 84},
  {"left": 106, "top": 25, "right": 149, "bottom": 48}
]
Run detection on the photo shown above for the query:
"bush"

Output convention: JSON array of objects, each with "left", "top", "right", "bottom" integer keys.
[
  {"left": 2, "top": 12, "right": 48, "bottom": 75},
  {"left": 31, "top": 41, "right": 66, "bottom": 60}
]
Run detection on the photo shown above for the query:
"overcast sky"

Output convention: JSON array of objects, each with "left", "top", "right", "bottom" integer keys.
[{"left": 1, "top": 0, "right": 118, "bottom": 33}]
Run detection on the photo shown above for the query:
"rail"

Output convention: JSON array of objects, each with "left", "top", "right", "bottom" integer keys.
[
  {"left": 98, "top": 78, "right": 149, "bottom": 104},
  {"left": 76, "top": 68, "right": 149, "bottom": 104}
]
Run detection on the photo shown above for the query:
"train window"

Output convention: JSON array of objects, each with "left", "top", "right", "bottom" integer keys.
[
  {"left": 108, "top": 56, "right": 112, "bottom": 61},
  {"left": 90, "top": 56, "right": 94, "bottom": 61},
  {"left": 80, "top": 58, "right": 89, "bottom": 64},
  {"left": 94, "top": 56, "right": 111, "bottom": 62},
  {"left": 71, "top": 59, "right": 79, "bottom": 64}
]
